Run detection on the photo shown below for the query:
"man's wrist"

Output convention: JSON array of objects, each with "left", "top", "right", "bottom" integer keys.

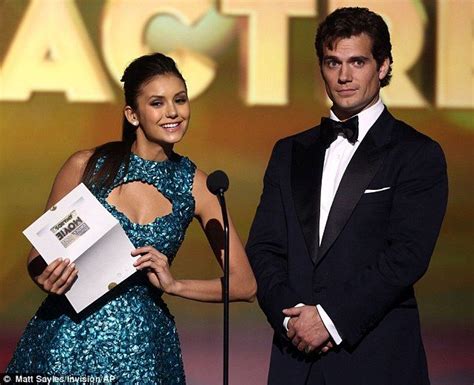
[{"left": 316, "top": 304, "right": 343, "bottom": 345}]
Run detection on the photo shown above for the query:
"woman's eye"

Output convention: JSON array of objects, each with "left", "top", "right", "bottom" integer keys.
[
  {"left": 150, "top": 101, "right": 162, "bottom": 107},
  {"left": 175, "top": 97, "right": 187, "bottom": 104}
]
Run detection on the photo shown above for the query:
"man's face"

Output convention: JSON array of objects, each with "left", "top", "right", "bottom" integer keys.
[{"left": 320, "top": 33, "right": 389, "bottom": 120}]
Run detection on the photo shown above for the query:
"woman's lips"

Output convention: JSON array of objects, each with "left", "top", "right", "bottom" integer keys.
[{"left": 161, "top": 122, "right": 181, "bottom": 132}]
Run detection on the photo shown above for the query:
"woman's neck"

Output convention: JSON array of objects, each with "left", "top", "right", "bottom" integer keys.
[{"left": 130, "top": 141, "right": 173, "bottom": 162}]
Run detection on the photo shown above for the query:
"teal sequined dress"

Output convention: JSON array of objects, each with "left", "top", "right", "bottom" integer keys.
[{"left": 7, "top": 152, "right": 196, "bottom": 384}]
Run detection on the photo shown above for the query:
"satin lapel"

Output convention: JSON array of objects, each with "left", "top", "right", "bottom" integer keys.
[
  {"left": 291, "top": 136, "right": 326, "bottom": 264},
  {"left": 317, "top": 109, "right": 393, "bottom": 264}
]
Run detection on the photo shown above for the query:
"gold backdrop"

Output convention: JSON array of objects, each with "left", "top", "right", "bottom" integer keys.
[{"left": 1, "top": 1, "right": 473, "bottom": 384}]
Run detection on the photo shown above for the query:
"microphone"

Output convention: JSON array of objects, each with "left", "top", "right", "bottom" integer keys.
[
  {"left": 206, "top": 170, "right": 230, "bottom": 385},
  {"left": 206, "top": 170, "right": 229, "bottom": 195}
]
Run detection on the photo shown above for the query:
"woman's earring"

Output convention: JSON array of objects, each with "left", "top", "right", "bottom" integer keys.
[{"left": 133, "top": 121, "right": 139, "bottom": 126}]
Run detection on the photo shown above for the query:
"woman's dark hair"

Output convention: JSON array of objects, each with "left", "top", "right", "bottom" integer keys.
[
  {"left": 315, "top": 7, "right": 393, "bottom": 87},
  {"left": 82, "top": 53, "right": 186, "bottom": 190}
]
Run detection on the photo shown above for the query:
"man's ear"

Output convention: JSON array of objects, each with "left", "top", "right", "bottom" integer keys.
[
  {"left": 124, "top": 106, "right": 139, "bottom": 127},
  {"left": 378, "top": 58, "right": 390, "bottom": 81}
]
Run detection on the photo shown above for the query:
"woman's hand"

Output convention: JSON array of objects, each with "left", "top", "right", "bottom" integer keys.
[
  {"left": 132, "top": 246, "right": 180, "bottom": 294},
  {"left": 34, "top": 257, "right": 78, "bottom": 295}
]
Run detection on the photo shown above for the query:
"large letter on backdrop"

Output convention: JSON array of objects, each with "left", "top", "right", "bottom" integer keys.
[
  {"left": 221, "top": 0, "right": 316, "bottom": 105},
  {"left": 101, "top": 0, "right": 215, "bottom": 100},
  {"left": 436, "top": 0, "right": 474, "bottom": 108},
  {"left": 0, "top": 0, "right": 113, "bottom": 102}
]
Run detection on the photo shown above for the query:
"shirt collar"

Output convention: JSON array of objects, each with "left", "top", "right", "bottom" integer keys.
[{"left": 329, "top": 97, "right": 385, "bottom": 143}]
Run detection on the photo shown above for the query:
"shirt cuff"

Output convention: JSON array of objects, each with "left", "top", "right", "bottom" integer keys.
[
  {"left": 316, "top": 304, "right": 343, "bottom": 345},
  {"left": 283, "top": 303, "right": 305, "bottom": 331}
]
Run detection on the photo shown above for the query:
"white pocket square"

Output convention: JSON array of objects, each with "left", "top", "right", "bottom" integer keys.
[{"left": 364, "top": 187, "right": 391, "bottom": 194}]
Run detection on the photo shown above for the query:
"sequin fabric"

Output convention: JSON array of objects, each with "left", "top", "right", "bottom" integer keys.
[{"left": 7, "top": 152, "right": 196, "bottom": 384}]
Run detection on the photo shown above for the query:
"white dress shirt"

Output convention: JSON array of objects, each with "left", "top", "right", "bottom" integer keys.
[{"left": 284, "top": 98, "right": 386, "bottom": 345}]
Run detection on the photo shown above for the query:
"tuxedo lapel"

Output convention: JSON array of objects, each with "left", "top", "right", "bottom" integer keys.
[
  {"left": 317, "top": 109, "right": 394, "bottom": 264},
  {"left": 291, "top": 132, "right": 326, "bottom": 264}
]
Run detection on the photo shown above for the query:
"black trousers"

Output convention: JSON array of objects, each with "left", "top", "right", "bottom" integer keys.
[{"left": 305, "top": 361, "right": 326, "bottom": 384}]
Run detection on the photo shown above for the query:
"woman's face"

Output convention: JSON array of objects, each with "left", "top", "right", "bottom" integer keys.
[{"left": 127, "top": 74, "right": 190, "bottom": 147}]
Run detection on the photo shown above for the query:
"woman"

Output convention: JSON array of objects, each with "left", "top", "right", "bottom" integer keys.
[{"left": 7, "top": 53, "right": 256, "bottom": 383}]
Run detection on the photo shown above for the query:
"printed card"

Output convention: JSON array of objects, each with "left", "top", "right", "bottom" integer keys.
[{"left": 23, "top": 183, "right": 137, "bottom": 312}]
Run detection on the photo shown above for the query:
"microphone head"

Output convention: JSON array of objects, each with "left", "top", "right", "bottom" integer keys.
[{"left": 207, "top": 170, "right": 229, "bottom": 195}]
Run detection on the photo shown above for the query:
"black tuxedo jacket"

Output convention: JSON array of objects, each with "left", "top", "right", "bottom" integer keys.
[{"left": 246, "top": 108, "right": 448, "bottom": 385}]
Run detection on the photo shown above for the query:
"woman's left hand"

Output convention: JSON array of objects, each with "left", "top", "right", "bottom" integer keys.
[{"left": 132, "top": 246, "right": 179, "bottom": 294}]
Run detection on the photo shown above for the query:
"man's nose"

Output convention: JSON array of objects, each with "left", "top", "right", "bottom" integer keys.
[{"left": 338, "top": 63, "right": 352, "bottom": 83}]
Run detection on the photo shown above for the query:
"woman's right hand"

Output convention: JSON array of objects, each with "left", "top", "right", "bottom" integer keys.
[
  {"left": 25, "top": 150, "right": 89, "bottom": 295},
  {"left": 34, "top": 258, "right": 78, "bottom": 295}
]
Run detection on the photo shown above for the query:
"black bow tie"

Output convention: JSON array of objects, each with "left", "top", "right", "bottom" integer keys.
[{"left": 320, "top": 116, "right": 359, "bottom": 148}]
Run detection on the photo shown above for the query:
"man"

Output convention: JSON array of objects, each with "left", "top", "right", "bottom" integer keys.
[{"left": 247, "top": 7, "right": 448, "bottom": 385}]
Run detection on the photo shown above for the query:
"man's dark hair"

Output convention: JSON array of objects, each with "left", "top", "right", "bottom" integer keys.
[{"left": 315, "top": 7, "right": 393, "bottom": 87}]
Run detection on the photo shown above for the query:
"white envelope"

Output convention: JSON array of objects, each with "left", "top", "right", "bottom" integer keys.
[{"left": 23, "top": 183, "right": 137, "bottom": 313}]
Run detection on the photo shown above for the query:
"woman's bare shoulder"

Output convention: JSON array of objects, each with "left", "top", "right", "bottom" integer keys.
[
  {"left": 65, "top": 149, "right": 94, "bottom": 170},
  {"left": 49, "top": 149, "right": 95, "bottom": 197}
]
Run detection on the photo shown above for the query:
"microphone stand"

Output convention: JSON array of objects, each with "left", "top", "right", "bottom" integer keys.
[
  {"left": 216, "top": 189, "right": 230, "bottom": 385},
  {"left": 207, "top": 170, "right": 230, "bottom": 385}
]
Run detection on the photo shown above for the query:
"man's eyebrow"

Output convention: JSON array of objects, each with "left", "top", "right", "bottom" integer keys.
[
  {"left": 348, "top": 55, "right": 370, "bottom": 61},
  {"left": 323, "top": 55, "right": 341, "bottom": 61},
  {"left": 323, "top": 55, "right": 371, "bottom": 62}
]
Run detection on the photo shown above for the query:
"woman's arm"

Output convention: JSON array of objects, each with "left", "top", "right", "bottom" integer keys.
[
  {"left": 134, "top": 169, "right": 256, "bottom": 302},
  {"left": 27, "top": 150, "right": 92, "bottom": 294}
]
